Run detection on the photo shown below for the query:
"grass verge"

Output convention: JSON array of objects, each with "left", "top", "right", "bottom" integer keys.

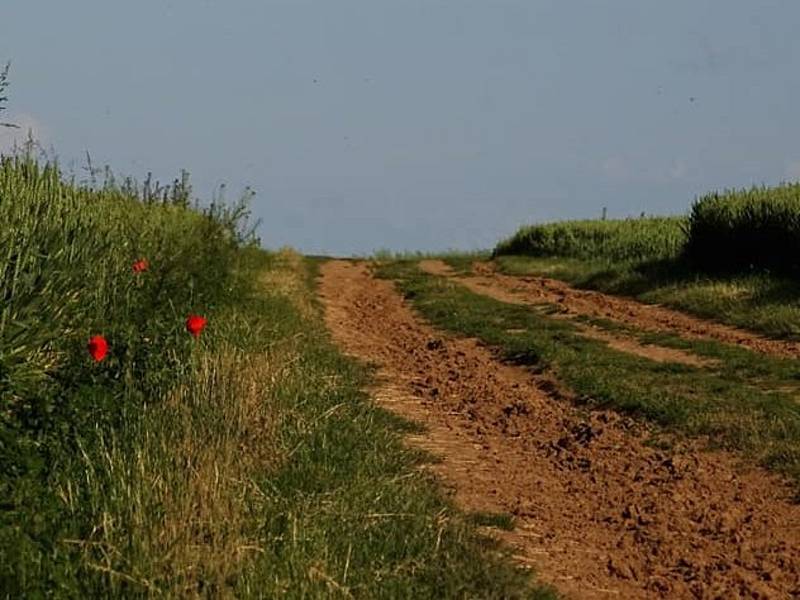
[
  {"left": 379, "top": 261, "right": 800, "bottom": 486},
  {"left": 495, "top": 255, "right": 800, "bottom": 340},
  {"left": 3, "top": 246, "right": 554, "bottom": 598}
]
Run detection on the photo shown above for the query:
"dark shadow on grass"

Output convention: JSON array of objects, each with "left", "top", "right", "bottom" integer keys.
[{"left": 467, "top": 511, "right": 516, "bottom": 531}]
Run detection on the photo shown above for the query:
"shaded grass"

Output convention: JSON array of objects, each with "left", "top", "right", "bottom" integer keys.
[
  {"left": 685, "top": 182, "right": 800, "bottom": 274},
  {"left": 496, "top": 255, "right": 800, "bottom": 340},
  {"left": 467, "top": 512, "right": 516, "bottom": 532},
  {"left": 379, "top": 261, "right": 800, "bottom": 485}
]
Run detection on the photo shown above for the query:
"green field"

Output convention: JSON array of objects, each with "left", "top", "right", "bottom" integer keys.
[
  {"left": 0, "top": 157, "right": 551, "bottom": 597},
  {"left": 493, "top": 183, "right": 800, "bottom": 340},
  {"left": 494, "top": 216, "right": 687, "bottom": 263},
  {"left": 685, "top": 182, "right": 800, "bottom": 274}
]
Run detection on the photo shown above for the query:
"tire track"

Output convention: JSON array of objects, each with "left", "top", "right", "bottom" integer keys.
[
  {"left": 320, "top": 260, "right": 800, "bottom": 599},
  {"left": 420, "top": 259, "right": 800, "bottom": 360}
]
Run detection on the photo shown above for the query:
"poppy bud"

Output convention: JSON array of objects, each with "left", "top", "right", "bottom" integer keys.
[
  {"left": 185, "top": 315, "right": 207, "bottom": 338},
  {"left": 87, "top": 335, "right": 108, "bottom": 362}
]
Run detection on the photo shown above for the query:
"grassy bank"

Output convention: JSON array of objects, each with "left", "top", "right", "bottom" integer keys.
[
  {"left": 379, "top": 261, "right": 800, "bottom": 485},
  {"left": 1, "top": 156, "right": 249, "bottom": 593},
  {"left": 1, "top": 159, "right": 549, "bottom": 597},
  {"left": 495, "top": 256, "right": 800, "bottom": 340},
  {"left": 492, "top": 183, "right": 800, "bottom": 339}
]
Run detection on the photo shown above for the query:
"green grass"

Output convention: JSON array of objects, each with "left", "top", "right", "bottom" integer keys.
[
  {"left": 494, "top": 217, "right": 687, "bottom": 263},
  {"left": 496, "top": 255, "right": 800, "bottom": 340},
  {"left": 467, "top": 512, "right": 516, "bottom": 532},
  {"left": 379, "top": 261, "right": 800, "bottom": 486},
  {"left": 1, "top": 155, "right": 251, "bottom": 594},
  {"left": 0, "top": 158, "right": 553, "bottom": 597},
  {"left": 686, "top": 182, "right": 800, "bottom": 273}
]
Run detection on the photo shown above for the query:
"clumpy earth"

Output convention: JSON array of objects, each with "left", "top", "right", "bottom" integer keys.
[{"left": 320, "top": 260, "right": 800, "bottom": 599}]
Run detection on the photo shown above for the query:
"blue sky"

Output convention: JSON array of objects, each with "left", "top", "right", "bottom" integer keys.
[{"left": 2, "top": 1, "right": 799, "bottom": 254}]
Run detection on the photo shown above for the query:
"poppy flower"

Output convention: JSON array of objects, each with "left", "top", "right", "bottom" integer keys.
[
  {"left": 185, "top": 315, "right": 207, "bottom": 338},
  {"left": 87, "top": 335, "right": 108, "bottom": 362},
  {"left": 132, "top": 258, "right": 149, "bottom": 273}
]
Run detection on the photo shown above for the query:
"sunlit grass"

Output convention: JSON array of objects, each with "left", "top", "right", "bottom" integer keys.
[
  {"left": 496, "top": 255, "right": 800, "bottom": 340},
  {"left": 494, "top": 217, "right": 687, "bottom": 263},
  {"left": 0, "top": 158, "right": 551, "bottom": 597}
]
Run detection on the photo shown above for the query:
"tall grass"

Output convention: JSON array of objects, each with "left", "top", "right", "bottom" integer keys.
[
  {"left": 496, "top": 183, "right": 800, "bottom": 275},
  {"left": 491, "top": 183, "right": 800, "bottom": 339},
  {"left": 0, "top": 155, "right": 254, "bottom": 593},
  {"left": 494, "top": 217, "right": 687, "bottom": 263},
  {"left": 685, "top": 182, "right": 800, "bottom": 273},
  {"left": 1, "top": 159, "right": 547, "bottom": 596}
]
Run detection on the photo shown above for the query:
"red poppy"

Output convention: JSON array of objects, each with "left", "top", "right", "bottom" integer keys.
[
  {"left": 132, "top": 258, "right": 149, "bottom": 273},
  {"left": 87, "top": 335, "right": 108, "bottom": 362},
  {"left": 185, "top": 315, "right": 207, "bottom": 338}
]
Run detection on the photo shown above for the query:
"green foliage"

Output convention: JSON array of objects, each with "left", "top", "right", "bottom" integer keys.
[
  {"left": 0, "top": 62, "right": 18, "bottom": 130},
  {"left": 494, "top": 217, "right": 687, "bottom": 263},
  {"left": 0, "top": 160, "right": 549, "bottom": 597},
  {"left": 0, "top": 155, "right": 250, "bottom": 592},
  {"left": 685, "top": 182, "right": 800, "bottom": 273},
  {"left": 0, "top": 156, "right": 243, "bottom": 406},
  {"left": 0, "top": 63, "right": 9, "bottom": 112},
  {"left": 496, "top": 183, "right": 800, "bottom": 277}
]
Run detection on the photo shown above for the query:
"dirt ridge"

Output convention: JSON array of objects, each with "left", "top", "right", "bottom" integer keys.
[{"left": 419, "top": 259, "right": 800, "bottom": 360}]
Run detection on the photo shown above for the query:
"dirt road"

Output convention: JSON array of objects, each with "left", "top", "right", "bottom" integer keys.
[
  {"left": 319, "top": 260, "right": 800, "bottom": 599},
  {"left": 418, "top": 260, "right": 800, "bottom": 360}
]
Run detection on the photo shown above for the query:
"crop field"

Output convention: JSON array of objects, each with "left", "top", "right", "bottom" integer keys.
[
  {"left": 685, "top": 182, "right": 800, "bottom": 273},
  {"left": 494, "top": 182, "right": 800, "bottom": 275},
  {"left": 494, "top": 216, "right": 687, "bottom": 264},
  {"left": 492, "top": 183, "right": 800, "bottom": 341}
]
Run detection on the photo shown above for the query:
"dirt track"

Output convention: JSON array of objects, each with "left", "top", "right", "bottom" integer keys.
[
  {"left": 418, "top": 260, "right": 800, "bottom": 360},
  {"left": 319, "top": 260, "right": 800, "bottom": 599}
]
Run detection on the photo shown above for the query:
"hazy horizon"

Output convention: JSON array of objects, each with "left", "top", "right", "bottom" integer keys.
[{"left": 2, "top": 1, "right": 799, "bottom": 254}]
